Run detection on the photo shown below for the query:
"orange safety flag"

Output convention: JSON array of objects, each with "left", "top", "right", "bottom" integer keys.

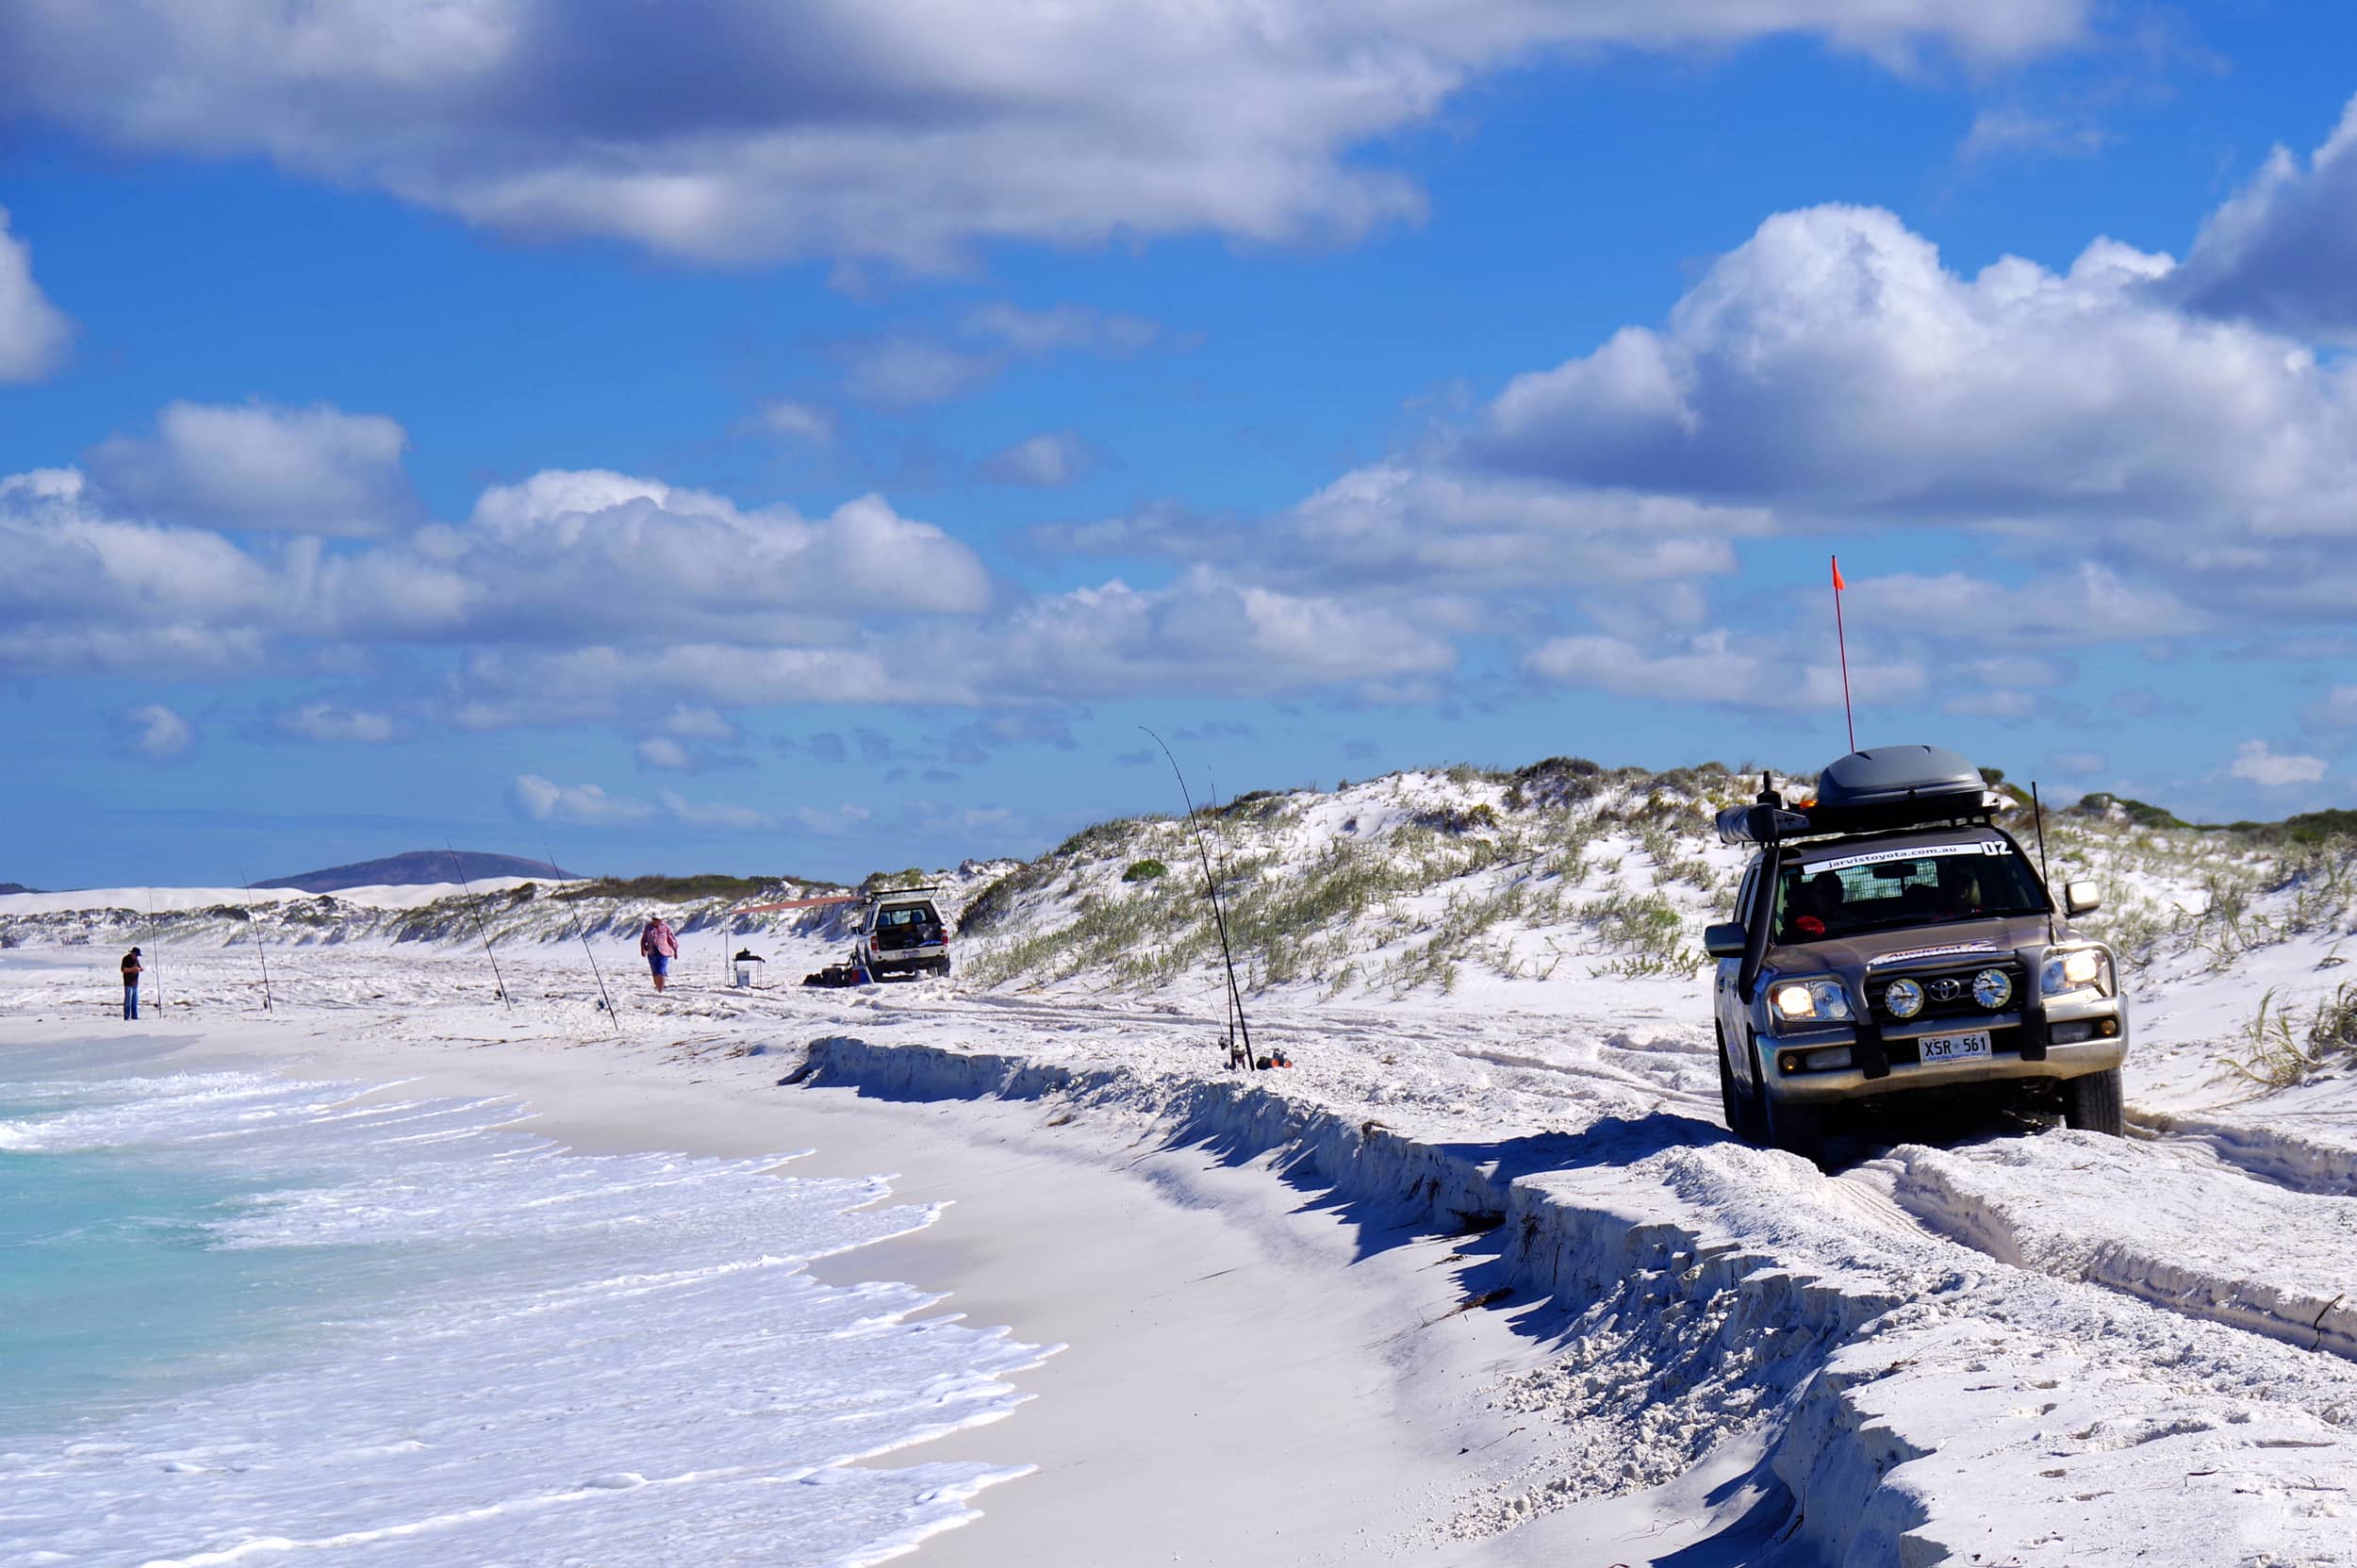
[{"left": 1830, "top": 554, "right": 1847, "bottom": 592}]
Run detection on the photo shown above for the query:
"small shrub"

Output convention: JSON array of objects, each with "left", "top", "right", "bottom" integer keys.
[
  {"left": 1123, "top": 859, "right": 1169, "bottom": 883},
  {"left": 1416, "top": 801, "right": 1501, "bottom": 835},
  {"left": 2233, "top": 988, "right": 2312, "bottom": 1087},
  {"left": 554, "top": 874, "right": 775, "bottom": 903}
]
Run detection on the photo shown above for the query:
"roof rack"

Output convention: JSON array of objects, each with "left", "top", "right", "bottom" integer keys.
[{"left": 1717, "top": 745, "right": 2006, "bottom": 846}]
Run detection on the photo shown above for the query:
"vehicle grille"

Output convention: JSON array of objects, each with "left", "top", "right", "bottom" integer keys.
[{"left": 1866, "top": 960, "right": 2025, "bottom": 1025}]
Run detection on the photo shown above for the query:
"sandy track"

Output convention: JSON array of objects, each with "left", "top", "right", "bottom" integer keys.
[{"left": 1889, "top": 1131, "right": 2357, "bottom": 1362}]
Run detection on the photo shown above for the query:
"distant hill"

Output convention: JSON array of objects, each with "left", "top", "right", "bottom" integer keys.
[
  {"left": 260, "top": 850, "right": 577, "bottom": 895},
  {"left": 0, "top": 882, "right": 40, "bottom": 896}
]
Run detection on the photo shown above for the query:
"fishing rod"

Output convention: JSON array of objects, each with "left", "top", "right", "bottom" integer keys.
[
  {"left": 444, "top": 843, "right": 514, "bottom": 1009},
  {"left": 541, "top": 833, "right": 618, "bottom": 1031},
  {"left": 1142, "top": 726, "right": 1258, "bottom": 1071},
  {"left": 146, "top": 888, "right": 163, "bottom": 1016},
  {"left": 1203, "top": 765, "right": 1246, "bottom": 1060},
  {"left": 239, "top": 871, "right": 274, "bottom": 1013}
]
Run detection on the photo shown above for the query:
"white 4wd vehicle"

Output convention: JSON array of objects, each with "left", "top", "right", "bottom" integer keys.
[
  {"left": 853, "top": 894, "right": 950, "bottom": 980},
  {"left": 1707, "top": 745, "right": 2127, "bottom": 1162}
]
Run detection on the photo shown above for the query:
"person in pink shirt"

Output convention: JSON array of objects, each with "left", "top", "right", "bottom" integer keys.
[{"left": 639, "top": 915, "right": 679, "bottom": 992}]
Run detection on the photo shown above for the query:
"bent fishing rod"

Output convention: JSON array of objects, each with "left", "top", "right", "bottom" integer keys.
[
  {"left": 444, "top": 842, "right": 514, "bottom": 1010},
  {"left": 1141, "top": 726, "right": 1258, "bottom": 1071},
  {"left": 239, "top": 871, "right": 274, "bottom": 1012},
  {"left": 541, "top": 833, "right": 619, "bottom": 1031}
]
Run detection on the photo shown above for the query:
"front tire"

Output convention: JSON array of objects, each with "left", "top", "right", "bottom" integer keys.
[
  {"left": 1717, "top": 1026, "right": 1755, "bottom": 1140},
  {"left": 1763, "top": 1094, "right": 1826, "bottom": 1164},
  {"left": 2062, "top": 1066, "right": 2125, "bottom": 1136},
  {"left": 1750, "top": 1035, "right": 1825, "bottom": 1164}
]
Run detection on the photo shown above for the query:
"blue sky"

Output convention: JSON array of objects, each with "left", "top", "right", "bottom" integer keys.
[{"left": 5, "top": 1, "right": 2357, "bottom": 887}]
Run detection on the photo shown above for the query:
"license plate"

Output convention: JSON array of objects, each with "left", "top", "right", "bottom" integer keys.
[{"left": 1919, "top": 1030, "right": 1993, "bottom": 1064}]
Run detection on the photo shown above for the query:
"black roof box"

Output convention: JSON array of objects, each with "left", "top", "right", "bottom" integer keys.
[{"left": 1806, "top": 744, "right": 1992, "bottom": 834}]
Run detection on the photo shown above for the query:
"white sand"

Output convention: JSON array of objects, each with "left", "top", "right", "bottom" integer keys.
[
  {"left": 6, "top": 1014, "right": 1648, "bottom": 1566},
  {"left": 20, "top": 929, "right": 2352, "bottom": 1564}
]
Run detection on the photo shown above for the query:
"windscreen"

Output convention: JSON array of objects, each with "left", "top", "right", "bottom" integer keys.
[{"left": 1773, "top": 839, "right": 2045, "bottom": 942}]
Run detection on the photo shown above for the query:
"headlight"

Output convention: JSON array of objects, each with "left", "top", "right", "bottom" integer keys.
[
  {"left": 1771, "top": 979, "right": 1853, "bottom": 1027},
  {"left": 2041, "top": 948, "right": 2113, "bottom": 999},
  {"left": 1972, "top": 967, "right": 2013, "bottom": 1010},
  {"left": 1885, "top": 978, "right": 1924, "bottom": 1018}
]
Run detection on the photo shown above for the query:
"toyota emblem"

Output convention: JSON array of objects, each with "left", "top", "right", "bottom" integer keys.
[{"left": 1928, "top": 979, "right": 1964, "bottom": 1001}]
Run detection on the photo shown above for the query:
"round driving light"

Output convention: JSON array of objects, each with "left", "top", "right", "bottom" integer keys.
[
  {"left": 1972, "top": 967, "right": 2014, "bottom": 1009},
  {"left": 1885, "top": 978, "right": 1925, "bottom": 1019}
]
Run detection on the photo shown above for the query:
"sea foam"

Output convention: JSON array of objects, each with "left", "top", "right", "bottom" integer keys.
[{"left": 0, "top": 1060, "right": 1047, "bottom": 1566}]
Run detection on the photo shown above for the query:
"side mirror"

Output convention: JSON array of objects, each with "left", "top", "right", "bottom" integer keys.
[
  {"left": 2064, "top": 881, "right": 2102, "bottom": 917},
  {"left": 1705, "top": 921, "right": 1748, "bottom": 959}
]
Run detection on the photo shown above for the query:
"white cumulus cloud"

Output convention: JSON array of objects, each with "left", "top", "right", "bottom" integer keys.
[
  {"left": 87, "top": 401, "right": 417, "bottom": 536},
  {"left": 0, "top": 3, "right": 2092, "bottom": 267},
  {"left": 1524, "top": 628, "right": 1924, "bottom": 713},
  {"left": 1043, "top": 463, "right": 1765, "bottom": 600},
  {"left": 0, "top": 207, "right": 73, "bottom": 381},
  {"left": 509, "top": 775, "right": 655, "bottom": 826},
  {"left": 2176, "top": 92, "right": 2357, "bottom": 342},
  {"left": 955, "top": 568, "right": 1456, "bottom": 701},
  {"left": 2228, "top": 741, "right": 2329, "bottom": 790},
  {"left": 126, "top": 702, "right": 192, "bottom": 759},
  {"left": 1474, "top": 203, "right": 2357, "bottom": 625},
  {"left": 750, "top": 401, "right": 834, "bottom": 444},
  {"left": 981, "top": 432, "right": 1093, "bottom": 488},
  {"left": 661, "top": 705, "right": 736, "bottom": 741}
]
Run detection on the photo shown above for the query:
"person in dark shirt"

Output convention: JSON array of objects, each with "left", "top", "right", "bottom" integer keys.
[{"left": 122, "top": 947, "right": 144, "bottom": 1020}]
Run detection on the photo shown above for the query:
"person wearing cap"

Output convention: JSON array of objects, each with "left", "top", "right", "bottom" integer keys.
[
  {"left": 121, "top": 946, "right": 144, "bottom": 1020},
  {"left": 639, "top": 915, "right": 679, "bottom": 993}
]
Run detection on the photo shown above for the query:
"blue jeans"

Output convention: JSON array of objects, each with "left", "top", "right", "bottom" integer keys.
[{"left": 124, "top": 984, "right": 140, "bottom": 1020}]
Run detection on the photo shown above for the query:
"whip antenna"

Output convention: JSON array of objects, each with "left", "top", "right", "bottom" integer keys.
[
  {"left": 1142, "top": 726, "right": 1258, "bottom": 1070},
  {"left": 1831, "top": 554, "right": 1856, "bottom": 754},
  {"left": 444, "top": 843, "right": 514, "bottom": 1010},
  {"left": 2031, "top": 782, "right": 2057, "bottom": 944}
]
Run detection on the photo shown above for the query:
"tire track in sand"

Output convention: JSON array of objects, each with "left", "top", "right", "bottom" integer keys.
[{"left": 1887, "top": 1130, "right": 2357, "bottom": 1362}]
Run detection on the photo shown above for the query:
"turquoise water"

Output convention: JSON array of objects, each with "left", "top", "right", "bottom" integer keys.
[
  {"left": 0, "top": 1041, "right": 344, "bottom": 1430},
  {"left": 0, "top": 1039, "right": 1046, "bottom": 1566}
]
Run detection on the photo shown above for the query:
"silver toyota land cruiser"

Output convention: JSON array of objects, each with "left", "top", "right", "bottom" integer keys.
[{"left": 1707, "top": 744, "right": 2127, "bottom": 1162}]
